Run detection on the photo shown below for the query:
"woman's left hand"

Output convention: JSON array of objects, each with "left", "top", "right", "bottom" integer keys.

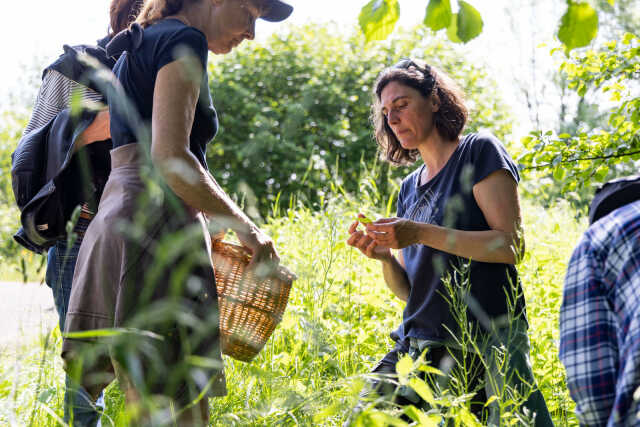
[{"left": 365, "top": 218, "right": 420, "bottom": 249}]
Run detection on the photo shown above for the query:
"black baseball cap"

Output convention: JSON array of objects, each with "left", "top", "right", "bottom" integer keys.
[
  {"left": 588, "top": 175, "right": 640, "bottom": 224},
  {"left": 261, "top": 0, "right": 293, "bottom": 22}
]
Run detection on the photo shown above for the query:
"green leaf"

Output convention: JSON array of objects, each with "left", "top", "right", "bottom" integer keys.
[
  {"left": 484, "top": 395, "right": 499, "bottom": 407},
  {"left": 553, "top": 166, "right": 566, "bottom": 181},
  {"left": 408, "top": 377, "right": 437, "bottom": 406},
  {"left": 594, "top": 164, "right": 609, "bottom": 181},
  {"left": 403, "top": 405, "right": 423, "bottom": 422},
  {"left": 396, "top": 354, "right": 413, "bottom": 384},
  {"left": 418, "top": 364, "right": 445, "bottom": 376},
  {"left": 403, "top": 404, "right": 440, "bottom": 425},
  {"left": 447, "top": 13, "right": 463, "bottom": 43},
  {"left": 457, "top": 1, "right": 483, "bottom": 43},
  {"left": 424, "top": 0, "right": 452, "bottom": 31},
  {"left": 557, "top": 2, "right": 599, "bottom": 52},
  {"left": 359, "top": 0, "right": 401, "bottom": 43},
  {"left": 458, "top": 407, "right": 482, "bottom": 426},
  {"left": 63, "top": 327, "right": 163, "bottom": 340},
  {"left": 367, "top": 411, "right": 409, "bottom": 426}
]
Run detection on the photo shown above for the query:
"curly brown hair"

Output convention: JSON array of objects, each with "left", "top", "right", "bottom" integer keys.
[
  {"left": 372, "top": 59, "right": 468, "bottom": 166},
  {"left": 109, "top": 0, "right": 145, "bottom": 35}
]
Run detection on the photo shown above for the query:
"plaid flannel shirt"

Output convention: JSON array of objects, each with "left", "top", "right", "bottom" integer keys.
[{"left": 560, "top": 200, "right": 640, "bottom": 426}]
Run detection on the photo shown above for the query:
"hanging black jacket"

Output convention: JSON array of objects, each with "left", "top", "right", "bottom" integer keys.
[
  {"left": 12, "top": 110, "right": 111, "bottom": 252},
  {"left": 11, "top": 37, "right": 116, "bottom": 253}
]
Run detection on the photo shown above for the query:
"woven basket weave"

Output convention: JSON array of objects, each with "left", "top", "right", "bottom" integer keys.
[{"left": 211, "top": 240, "right": 296, "bottom": 362}]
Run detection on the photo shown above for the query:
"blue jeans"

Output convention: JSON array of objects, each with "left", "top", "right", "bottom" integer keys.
[{"left": 46, "top": 240, "right": 104, "bottom": 427}]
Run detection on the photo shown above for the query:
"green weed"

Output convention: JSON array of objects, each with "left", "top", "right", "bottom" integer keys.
[{"left": 0, "top": 191, "right": 584, "bottom": 425}]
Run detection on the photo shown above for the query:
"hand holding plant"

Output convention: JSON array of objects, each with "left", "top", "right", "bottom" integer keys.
[
  {"left": 346, "top": 213, "right": 392, "bottom": 261},
  {"left": 364, "top": 217, "right": 418, "bottom": 250}
]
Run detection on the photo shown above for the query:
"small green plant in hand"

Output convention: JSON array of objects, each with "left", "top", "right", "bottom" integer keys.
[{"left": 357, "top": 215, "right": 373, "bottom": 224}]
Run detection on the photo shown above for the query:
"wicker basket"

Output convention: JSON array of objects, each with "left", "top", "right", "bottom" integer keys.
[{"left": 211, "top": 239, "right": 296, "bottom": 362}]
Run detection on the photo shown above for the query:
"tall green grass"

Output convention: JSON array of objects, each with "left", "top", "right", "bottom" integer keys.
[{"left": 0, "top": 191, "right": 585, "bottom": 426}]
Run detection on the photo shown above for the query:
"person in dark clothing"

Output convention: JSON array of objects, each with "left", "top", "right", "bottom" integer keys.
[
  {"left": 61, "top": 0, "right": 292, "bottom": 425},
  {"left": 346, "top": 59, "right": 553, "bottom": 425},
  {"left": 19, "top": 2, "right": 142, "bottom": 425}
]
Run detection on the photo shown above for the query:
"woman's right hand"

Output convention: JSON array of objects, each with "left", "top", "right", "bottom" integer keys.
[
  {"left": 347, "top": 219, "right": 392, "bottom": 261},
  {"left": 237, "top": 226, "right": 280, "bottom": 277}
]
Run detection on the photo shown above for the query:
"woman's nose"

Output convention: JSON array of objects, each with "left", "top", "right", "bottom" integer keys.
[{"left": 387, "top": 109, "right": 400, "bottom": 124}]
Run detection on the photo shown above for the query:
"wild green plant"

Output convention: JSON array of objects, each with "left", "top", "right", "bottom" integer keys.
[
  {"left": 0, "top": 169, "right": 584, "bottom": 426},
  {"left": 0, "top": 34, "right": 584, "bottom": 427}
]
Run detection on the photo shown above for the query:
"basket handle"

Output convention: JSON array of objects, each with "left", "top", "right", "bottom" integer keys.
[
  {"left": 211, "top": 239, "right": 297, "bottom": 282},
  {"left": 210, "top": 229, "right": 227, "bottom": 243}
]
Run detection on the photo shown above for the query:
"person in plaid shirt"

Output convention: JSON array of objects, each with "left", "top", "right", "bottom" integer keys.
[{"left": 560, "top": 183, "right": 640, "bottom": 426}]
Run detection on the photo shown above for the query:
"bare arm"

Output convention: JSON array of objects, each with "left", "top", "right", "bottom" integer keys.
[
  {"left": 367, "top": 170, "right": 524, "bottom": 265},
  {"left": 151, "top": 58, "right": 278, "bottom": 265},
  {"left": 381, "top": 249, "right": 410, "bottom": 302}
]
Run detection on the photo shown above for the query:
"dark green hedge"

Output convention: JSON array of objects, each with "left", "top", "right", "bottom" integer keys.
[{"left": 207, "top": 24, "right": 512, "bottom": 219}]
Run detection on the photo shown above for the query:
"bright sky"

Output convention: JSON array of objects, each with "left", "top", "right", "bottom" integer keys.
[
  {"left": 0, "top": 0, "right": 566, "bottom": 136},
  {"left": 1, "top": 1, "right": 421, "bottom": 97}
]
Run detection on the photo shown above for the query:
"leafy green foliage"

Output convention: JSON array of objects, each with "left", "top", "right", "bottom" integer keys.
[
  {"left": 0, "top": 191, "right": 583, "bottom": 425},
  {"left": 207, "top": 24, "right": 512, "bottom": 219},
  {"left": 366, "top": 0, "right": 485, "bottom": 43},
  {"left": 0, "top": 111, "right": 45, "bottom": 282},
  {"left": 558, "top": 2, "right": 599, "bottom": 53},
  {"left": 424, "top": 0, "right": 452, "bottom": 32},
  {"left": 518, "top": 33, "right": 640, "bottom": 194},
  {"left": 446, "top": 13, "right": 463, "bottom": 43},
  {"left": 358, "top": 0, "right": 401, "bottom": 42},
  {"left": 359, "top": 0, "right": 604, "bottom": 50},
  {"left": 456, "top": 1, "right": 483, "bottom": 43}
]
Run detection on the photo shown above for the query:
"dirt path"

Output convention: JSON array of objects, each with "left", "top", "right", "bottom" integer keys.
[{"left": 0, "top": 282, "right": 58, "bottom": 347}]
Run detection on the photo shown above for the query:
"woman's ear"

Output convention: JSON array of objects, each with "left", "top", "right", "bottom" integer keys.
[{"left": 431, "top": 93, "right": 440, "bottom": 113}]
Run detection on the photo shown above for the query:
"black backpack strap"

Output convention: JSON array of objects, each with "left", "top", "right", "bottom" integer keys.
[
  {"left": 589, "top": 175, "right": 640, "bottom": 224},
  {"left": 45, "top": 36, "right": 118, "bottom": 98},
  {"left": 106, "top": 23, "right": 144, "bottom": 58}
]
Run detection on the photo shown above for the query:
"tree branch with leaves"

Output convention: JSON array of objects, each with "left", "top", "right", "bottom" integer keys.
[{"left": 358, "top": 0, "right": 601, "bottom": 52}]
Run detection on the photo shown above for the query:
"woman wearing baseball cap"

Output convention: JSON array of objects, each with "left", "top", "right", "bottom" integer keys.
[{"left": 62, "top": 0, "right": 292, "bottom": 424}]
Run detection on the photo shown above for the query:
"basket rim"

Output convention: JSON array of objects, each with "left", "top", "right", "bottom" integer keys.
[{"left": 211, "top": 239, "right": 297, "bottom": 282}]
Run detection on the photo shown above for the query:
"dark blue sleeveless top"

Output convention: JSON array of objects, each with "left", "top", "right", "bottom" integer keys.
[
  {"left": 108, "top": 19, "right": 217, "bottom": 169},
  {"left": 393, "top": 132, "right": 525, "bottom": 342}
]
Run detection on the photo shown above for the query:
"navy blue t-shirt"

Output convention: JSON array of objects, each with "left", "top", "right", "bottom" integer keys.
[
  {"left": 109, "top": 19, "right": 217, "bottom": 169},
  {"left": 394, "top": 132, "right": 524, "bottom": 342}
]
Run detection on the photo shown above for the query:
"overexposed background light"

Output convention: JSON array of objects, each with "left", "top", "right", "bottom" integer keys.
[{"left": 0, "top": 0, "right": 566, "bottom": 138}]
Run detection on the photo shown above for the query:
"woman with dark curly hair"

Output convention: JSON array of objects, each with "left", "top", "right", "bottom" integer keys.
[{"left": 347, "top": 59, "right": 552, "bottom": 425}]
